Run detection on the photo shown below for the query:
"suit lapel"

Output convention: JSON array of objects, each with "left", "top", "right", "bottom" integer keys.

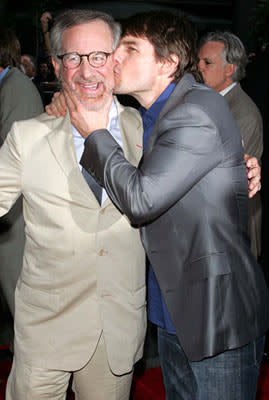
[
  {"left": 101, "top": 98, "right": 143, "bottom": 208},
  {"left": 47, "top": 100, "right": 143, "bottom": 209},
  {"left": 46, "top": 112, "right": 100, "bottom": 204},
  {"left": 116, "top": 98, "right": 143, "bottom": 166}
]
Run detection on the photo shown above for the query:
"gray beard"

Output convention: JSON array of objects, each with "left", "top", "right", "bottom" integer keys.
[
  {"left": 59, "top": 72, "right": 113, "bottom": 111},
  {"left": 73, "top": 87, "right": 113, "bottom": 111}
]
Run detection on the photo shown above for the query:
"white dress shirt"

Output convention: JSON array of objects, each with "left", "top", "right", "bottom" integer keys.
[
  {"left": 72, "top": 98, "right": 122, "bottom": 204},
  {"left": 220, "top": 82, "right": 237, "bottom": 97}
]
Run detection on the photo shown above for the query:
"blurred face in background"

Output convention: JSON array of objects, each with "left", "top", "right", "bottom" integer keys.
[{"left": 21, "top": 55, "right": 36, "bottom": 78}]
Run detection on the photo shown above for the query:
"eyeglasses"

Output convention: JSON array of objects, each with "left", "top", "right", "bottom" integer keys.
[{"left": 57, "top": 51, "right": 112, "bottom": 69}]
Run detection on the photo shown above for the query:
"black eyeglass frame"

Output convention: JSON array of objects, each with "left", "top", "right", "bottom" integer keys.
[{"left": 57, "top": 51, "right": 112, "bottom": 69}]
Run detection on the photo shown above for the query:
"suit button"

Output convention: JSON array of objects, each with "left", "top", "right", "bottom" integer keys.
[
  {"left": 99, "top": 249, "right": 105, "bottom": 256},
  {"left": 100, "top": 208, "right": 105, "bottom": 215}
]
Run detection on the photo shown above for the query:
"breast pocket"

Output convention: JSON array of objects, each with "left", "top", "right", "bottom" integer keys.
[{"left": 184, "top": 252, "right": 231, "bottom": 284}]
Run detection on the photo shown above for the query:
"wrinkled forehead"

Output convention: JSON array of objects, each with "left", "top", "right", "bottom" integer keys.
[
  {"left": 62, "top": 21, "right": 114, "bottom": 53},
  {"left": 198, "top": 41, "right": 225, "bottom": 58}
]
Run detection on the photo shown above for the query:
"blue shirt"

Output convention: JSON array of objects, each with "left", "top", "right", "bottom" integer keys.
[
  {"left": 0, "top": 67, "right": 10, "bottom": 85},
  {"left": 140, "top": 82, "right": 176, "bottom": 334}
]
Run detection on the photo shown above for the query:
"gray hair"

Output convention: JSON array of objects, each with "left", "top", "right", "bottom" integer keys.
[
  {"left": 198, "top": 31, "right": 248, "bottom": 82},
  {"left": 50, "top": 9, "right": 121, "bottom": 60}
]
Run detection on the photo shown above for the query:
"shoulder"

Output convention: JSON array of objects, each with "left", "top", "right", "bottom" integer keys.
[
  {"left": 1, "top": 68, "right": 42, "bottom": 99},
  {"left": 2, "top": 68, "right": 29, "bottom": 88},
  {"left": 226, "top": 84, "right": 262, "bottom": 118},
  {"left": 185, "top": 79, "right": 230, "bottom": 117},
  {"left": 158, "top": 76, "right": 242, "bottom": 154},
  {"left": 11, "top": 112, "right": 67, "bottom": 142},
  {"left": 165, "top": 76, "right": 232, "bottom": 132},
  {"left": 15, "top": 111, "right": 65, "bottom": 128}
]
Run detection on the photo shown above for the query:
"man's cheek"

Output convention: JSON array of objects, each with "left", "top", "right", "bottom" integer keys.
[{"left": 110, "top": 75, "right": 116, "bottom": 91}]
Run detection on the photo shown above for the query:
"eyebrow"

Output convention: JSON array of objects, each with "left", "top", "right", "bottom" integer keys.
[
  {"left": 199, "top": 55, "right": 214, "bottom": 62},
  {"left": 121, "top": 40, "right": 139, "bottom": 46}
]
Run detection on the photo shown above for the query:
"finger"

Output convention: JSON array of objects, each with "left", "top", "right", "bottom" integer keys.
[
  {"left": 62, "top": 83, "right": 77, "bottom": 112},
  {"left": 50, "top": 91, "right": 67, "bottom": 116},
  {"left": 45, "top": 104, "right": 53, "bottom": 116},
  {"left": 45, "top": 102, "right": 62, "bottom": 118},
  {"left": 248, "top": 183, "right": 261, "bottom": 198},
  {"left": 246, "top": 156, "right": 259, "bottom": 168},
  {"left": 247, "top": 166, "right": 261, "bottom": 180},
  {"left": 46, "top": 92, "right": 64, "bottom": 117},
  {"left": 56, "top": 92, "right": 67, "bottom": 115},
  {"left": 52, "top": 91, "right": 60, "bottom": 100},
  {"left": 244, "top": 153, "right": 249, "bottom": 162},
  {"left": 248, "top": 175, "right": 260, "bottom": 193},
  {"left": 248, "top": 175, "right": 258, "bottom": 189}
]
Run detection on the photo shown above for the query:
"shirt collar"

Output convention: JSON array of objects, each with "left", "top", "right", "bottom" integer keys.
[
  {"left": 220, "top": 82, "right": 237, "bottom": 96},
  {"left": 139, "top": 82, "right": 176, "bottom": 128},
  {"left": 0, "top": 66, "right": 10, "bottom": 85}
]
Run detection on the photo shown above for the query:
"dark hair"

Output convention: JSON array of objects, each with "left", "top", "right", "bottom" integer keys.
[
  {"left": 121, "top": 10, "right": 202, "bottom": 83},
  {"left": 0, "top": 27, "right": 21, "bottom": 68}
]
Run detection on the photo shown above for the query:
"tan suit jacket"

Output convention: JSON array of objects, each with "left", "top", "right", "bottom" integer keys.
[
  {"left": 225, "top": 83, "right": 263, "bottom": 258},
  {"left": 0, "top": 98, "right": 146, "bottom": 374}
]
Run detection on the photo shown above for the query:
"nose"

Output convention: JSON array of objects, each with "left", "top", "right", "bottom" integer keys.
[
  {"left": 197, "top": 59, "right": 204, "bottom": 72},
  {"left": 114, "top": 46, "right": 124, "bottom": 64},
  {"left": 79, "top": 57, "right": 96, "bottom": 79}
]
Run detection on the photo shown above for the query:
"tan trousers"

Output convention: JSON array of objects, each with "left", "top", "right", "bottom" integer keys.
[{"left": 6, "top": 334, "right": 133, "bottom": 400}]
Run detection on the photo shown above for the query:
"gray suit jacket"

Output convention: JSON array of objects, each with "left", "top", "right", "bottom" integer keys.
[
  {"left": 81, "top": 74, "right": 269, "bottom": 361},
  {"left": 0, "top": 67, "right": 44, "bottom": 143},
  {"left": 225, "top": 83, "right": 263, "bottom": 258},
  {"left": 0, "top": 67, "right": 44, "bottom": 315}
]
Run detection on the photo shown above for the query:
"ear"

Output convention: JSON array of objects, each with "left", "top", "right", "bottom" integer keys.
[
  {"left": 159, "top": 54, "right": 179, "bottom": 77},
  {"left": 224, "top": 63, "right": 235, "bottom": 78},
  {"left": 51, "top": 57, "right": 60, "bottom": 79}
]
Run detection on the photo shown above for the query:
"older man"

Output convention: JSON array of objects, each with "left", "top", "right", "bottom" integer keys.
[
  {"left": 1, "top": 9, "right": 146, "bottom": 400},
  {"left": 198, "top": 31, "right": 263, "bottom": 259},
  {"left": 60, "top": 11, "right": 268, "bottom": 400}
]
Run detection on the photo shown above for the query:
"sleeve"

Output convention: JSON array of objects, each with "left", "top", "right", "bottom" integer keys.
[
  {"left": 80, "top": 103, "right": 223, "bottom": 226},
  {"left": 0, "top": 122, "right": 23, "bottom": 216},
  {"left": 240, "top": 113, "right": 263, "bottom": 162}
]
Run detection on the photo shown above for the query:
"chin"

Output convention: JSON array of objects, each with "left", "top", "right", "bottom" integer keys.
[
  {"left": 114, "top": 84, "right": 129, "bottom": 95},
  {"left": 80, "top": 94, "right": 112, "bottom": 112}
]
